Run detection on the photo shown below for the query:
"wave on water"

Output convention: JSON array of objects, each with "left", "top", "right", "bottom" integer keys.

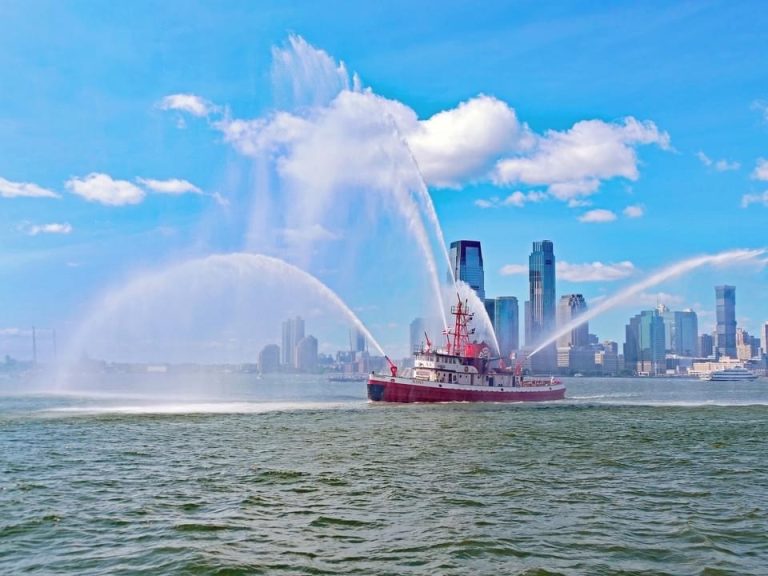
[{"left": 38, "top": 400, "right": 366, "bottom": 416}]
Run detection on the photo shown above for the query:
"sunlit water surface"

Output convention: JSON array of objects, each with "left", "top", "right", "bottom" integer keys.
[{"left": 1, "top": 374, "right": 767, "bottom": 575}]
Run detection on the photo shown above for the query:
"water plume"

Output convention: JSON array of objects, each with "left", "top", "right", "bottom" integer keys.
[
  {"left": 529, "top": 248, "right": 766, "bottom": 358},
  {"left": 60, "top": 253, "right": 386, "bottom": 382}
]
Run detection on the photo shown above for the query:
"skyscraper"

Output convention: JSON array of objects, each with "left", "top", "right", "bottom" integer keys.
[
  {"left": 449, "top": 240, "right": 485, "bottom": 299},
  {"left": 624, "top": 310, "right": 666, "bottom": 375},
  {"left": 715, "top": 285, "right": 736, "bottom": 359},
  {"left": 492, "top": 297, "right": 519, "bottom": 359},
  {"left": 659, "top": 306, "right": 699, "bottom": 356},
  {"left": 557, "top": 294, "right": 589, "bottom": 348},
  {"left": 762, "top": 322, "right": 768, "bottom": 357},
  {"left": 528, "top": 240, "right": 556, "bottom": 346},
  {"left": 281, "top": 316, "right": 305, "bottom": 367}
]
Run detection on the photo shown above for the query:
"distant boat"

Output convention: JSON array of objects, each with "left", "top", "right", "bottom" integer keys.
[{"left": 699, "top": 367, "right": 758, "bottom": 381}]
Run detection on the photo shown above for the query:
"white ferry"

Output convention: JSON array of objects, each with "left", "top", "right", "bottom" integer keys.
[{"left": 699, "top": 367, "right": 758, "bottom": 381}]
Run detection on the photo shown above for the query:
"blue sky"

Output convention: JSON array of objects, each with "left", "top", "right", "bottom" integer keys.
[{"left": 2, "top": 1, "right": 767, "bottom": 361}]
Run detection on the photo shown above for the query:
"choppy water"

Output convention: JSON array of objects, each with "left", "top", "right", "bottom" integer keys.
[{"left": 1, "top": 374, "right": 767, "bottom": 575}]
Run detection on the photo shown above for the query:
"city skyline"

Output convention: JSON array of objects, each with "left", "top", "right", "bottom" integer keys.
[{"left": 1, "top": 2, "right": 768, "bottom": 359}]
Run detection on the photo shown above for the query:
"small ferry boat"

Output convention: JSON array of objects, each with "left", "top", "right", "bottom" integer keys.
[
  {"left": 699, "top": 367, "right": 758, "bottom": 381},
  {"left": 368, "top": 297, "right": 565, "bottom": 403}
]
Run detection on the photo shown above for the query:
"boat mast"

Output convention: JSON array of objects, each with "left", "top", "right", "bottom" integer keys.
[{"left": 447, "top": 296, "right": 474, "bottom": 356}]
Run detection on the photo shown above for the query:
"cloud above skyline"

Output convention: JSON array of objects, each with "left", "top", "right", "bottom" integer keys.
[
  {"left": 623, "top": 205, "right": 645, "bottom": 218},
  {"left": 752, "top": 158, "right": 768, "bottom": 181},
  {"left": 163, "top": 36, "right": 671, "bottom": 216},
  {"left": 499, "top": 260, "right": 636, "bottom": 282},
  {"left": 24, "top": 222, "right": 73, "bottom": 236},
  {"left": 66, "top": 173, "right": 146, "bottom": 206},
  {"left": 578, "top": 209, "right": 617, "bottom": 223},
  {"left": 696, "top": 151, "right": 740, "bottom": 172},
  {"left": 0, "top": 177, "right": 60, "bottom": 199}
]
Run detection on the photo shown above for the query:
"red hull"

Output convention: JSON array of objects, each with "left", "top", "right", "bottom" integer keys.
[{"left": 368, "top": 377, "right": 565, "bottom": 403}]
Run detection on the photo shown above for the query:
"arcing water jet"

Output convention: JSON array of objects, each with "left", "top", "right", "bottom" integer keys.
[
  {"left": 528, "top": 248, "right": 766, "bottom": 359},
  {"left": 61, "top": 253, "right": 386, "bottom": 385}
]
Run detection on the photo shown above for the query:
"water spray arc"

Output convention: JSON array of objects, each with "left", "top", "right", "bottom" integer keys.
[
  {"left": 61, "top": 253, "right": 387, "bottom": 382},
  {"left": 386, "top": 119, "right": 501, "bottom": 356},
  {"left": 528, "top": 248, "right": 766, "bottom": 359}
]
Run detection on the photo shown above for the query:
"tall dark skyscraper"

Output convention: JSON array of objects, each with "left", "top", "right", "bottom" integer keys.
[
  {"left": 527, "top": 240, "right": 556, "bottom": 346},
  {"left": 449, "top": 240, "right": 485, "bottom": 300},
  {"left": 715, "top": 285, "right": 736, "bottom": 358},
  {"left": 493, "top": 297, "right": 519, "bottom": 359}
]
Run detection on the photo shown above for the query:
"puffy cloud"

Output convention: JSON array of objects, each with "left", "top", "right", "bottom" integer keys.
[
  {"left": 634, "top": 291, "right": 685, "bottom": 307},
  {"left": 697, "top": 151, "right": 740, "bottom": 172},
  {"left": 25, "top": 222, "right": 73, "bottom": 236},
  {"left": 578, "top": 209, "right": 617, "bottom": 223},
  {"left": 499, "top": 264, "right": 528, "bottom": 276},
  {"left": 623, "top": 204, "right": 645, "bottom": 218},
  {"left": 741, "top": 191, "right": 768, "bottom": 208},
  {"left": 752, "top": 100, "right": 768, "bottom": 123},
  {"left": 0, "top": 177, "right": 59, "bottom": 199},
  {"left": 175, "top": 36, "right": 670, "bottom": 212},
  {"left": 494, "top": 117, "right": 670, "bottom": 197},
  {"left": 159, "top": 94, "right": 219, "bottom": 117},
  {"left": 752, "top": 158, "right": 768, "bottom": 181},
  {"left": 475, "top": 190, "right": 547, "bottom": 208},
  {"left": 137, "top": 178, "right": 202, "bottom": 195},
  {"left": 406, "top": 95, "right": 535, "bottom": 188},
  {"left": 557, "top": 261, "right": 635, "bottom": 282},
  {"left": 66, "top": 173, "right": 145, "bottom": 206}
]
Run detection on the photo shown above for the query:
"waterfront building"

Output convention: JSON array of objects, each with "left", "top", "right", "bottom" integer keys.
[
  {"left": 258, "top": 344, "right": 280, "bottom": 373},
  {"left": 528, "top": 240, "right": 556, "bottom": 345},
  {"left": 595, "top": 348, "right": 619, "bottom": 375},
  {"left": 557, "top": 294, "right": 589, "bottom": 348},
  {"left": 450, "top": 240, "right": 485, "bottom": 300},
  {"left": 484, "top": 299, "right": 496, "bottom": 326},
  {"left": 659, "top": 306, "right": 699, "bottom": 356},
  {"left": 736, "top": 328, "right": 760, "bottom": 361},
  {"left": 715, "top": 285, "right": 737, "bottom": 359},
  {"left": 528, "top": 241, "right": 556, "bottom": 372},
  {"left": 699, "top": 333, "right": 714, "bottom": 357},
  {"left": 351, "top": 329, "right": 366, "bottom": 353},
  {"left": 492, "top": 297, "right": 519, "bottom": 359},
  {"left": 295, "top": 335, "right": 318, "bottom": 372},
  {"left": 624, "top": 310, "right": 666, "bottom": 375},
  {"left": 281, "top": 316, "right": 305, "bottom": 368},
  {"left": 763, "top": 322, "right": 768, "bottom": 357}
]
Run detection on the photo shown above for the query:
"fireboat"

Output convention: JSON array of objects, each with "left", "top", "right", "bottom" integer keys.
[{"left": 367, "top": 297, "right": 565, "bottom": 403}]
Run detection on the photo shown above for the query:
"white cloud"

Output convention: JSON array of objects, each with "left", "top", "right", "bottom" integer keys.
[
  {"left": 494, "top": 117, "right": 670, "bottom": 198},
  {"left": 557, "top": 261, "right": 635, "bottom": 282},
  {"left": 159, "top": 94, "right": 219, "bottom": 117},
  {"left": 697, "top": 151, "right": 740, "bottom": 171},
  {"left": 66, "top": 173, "right": 145, "bottom": 206},
  {"left": 623, "top": 204, "right": 645, "bottom": 218},
  {"left": 634, "top": 291, "right": 685, "bottom": 307},
  {"left": 406, "top": 95, "right": 535, "bottom": 188},
  {"left": 137, "top": 178, "right": 202, "bottom": 195},
  {"left": 741, "top": 191, "right": 768, "bottom": 208},
  {"left": 474, "top": 198, "right": 497, "bottom": 209},
  {"left": 752, "top": 158, "right": 768, "bottom": 181},
  {"left": 752, "top": 100, "right": 768, "bottom": 123},
  {"left": 499, "top": 264, "right": 528, "bottom": 276},
  {"left": 0, "top": 177, "right": 59, "bottom": 199},
  {"left": 578, "top": 209, "right": 617, "bottom": 223},
  {"left": 476, "top": 190, "right": 547, "bottom": 208},
  {"left": 25, "top": 222, "right": 73, "bottom": 236}
]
